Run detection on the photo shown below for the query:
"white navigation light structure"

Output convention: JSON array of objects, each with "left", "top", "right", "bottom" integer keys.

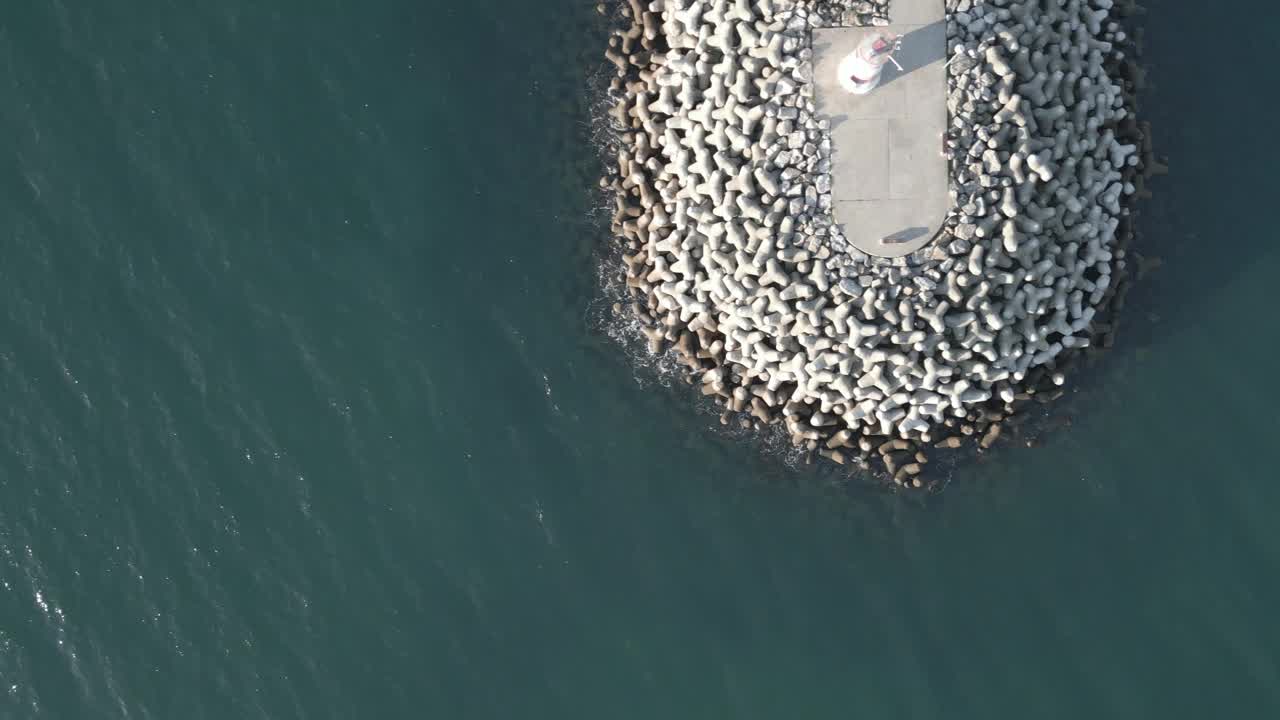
[{"left": 837, "top": 31, "right": 902, "bottom": 95}]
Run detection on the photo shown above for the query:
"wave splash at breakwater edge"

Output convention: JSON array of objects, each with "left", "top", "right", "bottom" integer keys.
[{"left": 594, "top": 0, "right": 1158, "bottom": 488}]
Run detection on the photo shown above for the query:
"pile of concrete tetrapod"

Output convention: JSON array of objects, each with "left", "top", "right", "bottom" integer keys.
[
  {"left": 600, "top": 0, "right": 1152, "bottom": 486},
  {"left": 808, "top": 0, "right": 891, "bottom": 26}
]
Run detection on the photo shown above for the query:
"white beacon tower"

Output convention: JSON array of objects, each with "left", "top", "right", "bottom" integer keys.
[{"left": 837, "top": 31, "right": 902, "bottom": 95}]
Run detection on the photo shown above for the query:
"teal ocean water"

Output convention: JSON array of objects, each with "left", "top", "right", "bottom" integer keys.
[{"left": 2, "top": 1, "right": 1278, "bottom": 717}]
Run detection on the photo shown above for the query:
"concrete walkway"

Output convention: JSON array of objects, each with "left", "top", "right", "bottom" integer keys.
[{"left": 812, "top": 0, "right": 947, "bottom": 258}]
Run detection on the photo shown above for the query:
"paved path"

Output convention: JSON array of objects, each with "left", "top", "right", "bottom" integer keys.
[{"left": 812, "top": 0, "right": 947, "bottom": 258}]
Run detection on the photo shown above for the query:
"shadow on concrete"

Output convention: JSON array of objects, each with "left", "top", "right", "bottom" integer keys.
[
  {"left": 876, "top": 20, "right": 945, "bottom": 90},
  {"left": 881, "top": 226, "right": 931, "bottom": 245}
]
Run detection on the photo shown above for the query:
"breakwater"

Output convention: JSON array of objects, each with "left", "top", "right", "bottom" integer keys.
[{"left": 600, "top": 0, "right": 1153, "bottom": 486}]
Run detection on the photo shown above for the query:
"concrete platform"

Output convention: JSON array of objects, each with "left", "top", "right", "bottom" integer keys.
[{"left": 812, "top": 0, "right": 947, "bottom": 258}]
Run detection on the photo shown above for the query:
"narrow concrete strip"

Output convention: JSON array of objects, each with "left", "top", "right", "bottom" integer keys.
[{"left": 812, "top": 1, "right": 947, "bottom": 258}]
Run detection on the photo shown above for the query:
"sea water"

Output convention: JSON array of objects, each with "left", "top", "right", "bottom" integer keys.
[{"left": 1, "top": 1, "right": 1278, "bottom": 717}]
